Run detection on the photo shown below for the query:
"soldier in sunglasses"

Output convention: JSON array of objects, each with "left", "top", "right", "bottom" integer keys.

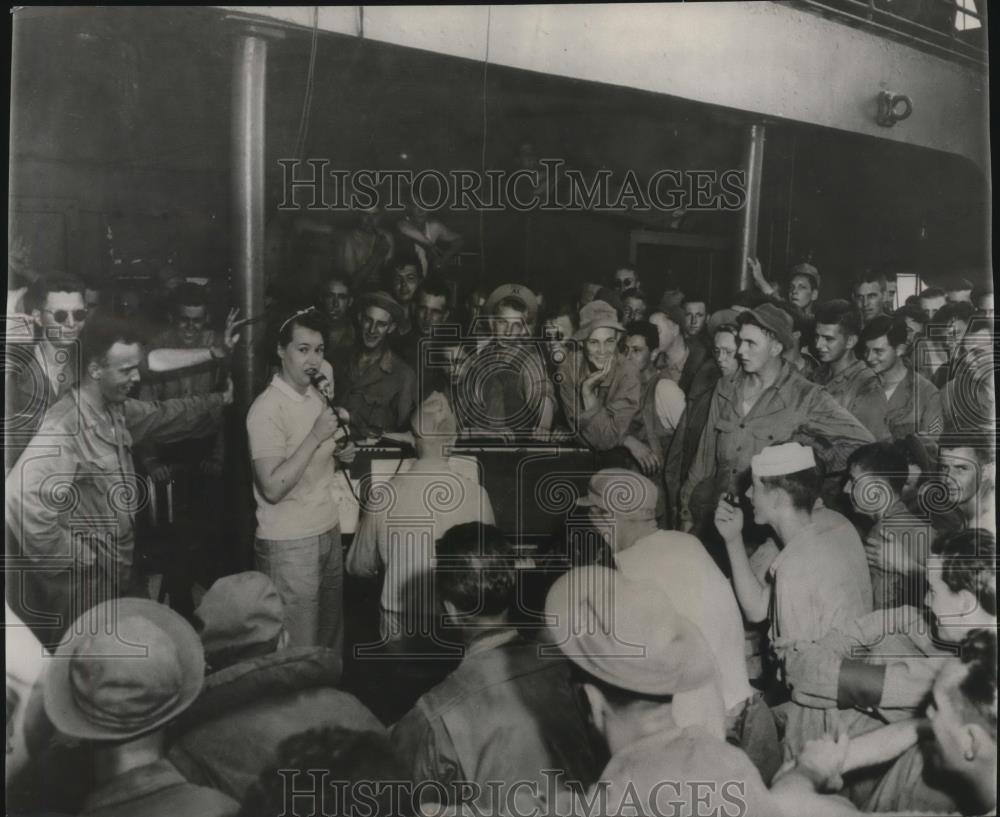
[{"left": 5, "top": 273, "right": 90, "bottom": 470}]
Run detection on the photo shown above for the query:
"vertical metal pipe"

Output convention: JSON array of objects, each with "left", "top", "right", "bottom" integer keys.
[
  {"left": 231, "top": 31, "right": 268, "bottom": 562},
  {"left": 738, "top": 123, "right": 766, "bottom": 290},
  {"left": 232, "top": 32, "right": 267, "bottom": 406}
]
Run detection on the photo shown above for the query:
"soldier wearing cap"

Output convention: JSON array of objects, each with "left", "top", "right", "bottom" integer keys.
[
  {"left": 714, "top": 442, "right": 872, "bottom": 663},
  {"left": 168, "top": 572, "right": 383, "bottom": 801},
  {"left": 459, "top": 283, "right": 555, "bottom": 435},
  {"left": 42, "top": 599, "right": 238, "bottom": 817},
  {"left": 545, "top": 566, "right": 776, "bottom": 816},
  {"left": 747, "top": 257, "right": 821, "bottom": 317},
  {"left": 333, "top": 289, "right": 417, "bottom": 439},
  {"left": 680, "top": 303, "right": 873, "bottom": 530},
  {"left": 557, "top": 299, "right": 640, "bottom": 450},
  {"left": 577, "top": 469, "right": 780, "bottom": 779}
]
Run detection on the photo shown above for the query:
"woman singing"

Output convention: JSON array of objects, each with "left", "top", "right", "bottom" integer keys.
[{"left": 246, "top": 307, "right": 345, "bottom": 651}]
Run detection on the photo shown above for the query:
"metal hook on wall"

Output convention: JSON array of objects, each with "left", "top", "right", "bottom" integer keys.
[{"left": 877, "top": 91, "right": 913, "bottom": 127}]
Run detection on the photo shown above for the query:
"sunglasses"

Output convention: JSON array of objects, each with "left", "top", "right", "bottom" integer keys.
[{"left": 44, "top": 308, "right": 88, "bottom": 324}]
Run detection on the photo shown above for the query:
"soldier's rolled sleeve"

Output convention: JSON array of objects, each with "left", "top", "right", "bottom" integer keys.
[
  {"left": 800, "top": 390, "right": 875, "bottom": 473},
  {"left": 577, "top": 366, "right": 640, "bottom": 450},
  {"left": 124, "top": 393, "right": 226, "bottom": 446}
]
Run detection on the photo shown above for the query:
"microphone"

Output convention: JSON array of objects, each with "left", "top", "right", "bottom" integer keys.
[{"left": 309, "top": 372, "right": 351, "bottom": 445}]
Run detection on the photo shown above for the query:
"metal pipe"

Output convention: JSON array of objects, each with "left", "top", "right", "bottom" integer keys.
[
  {"left": 738, "top": 123, "right": 766, "bottom": 290},
  {"left": 232, "top": 32, "right": 267, "bottom": 408},
  {"left": 231, "top": 30, "right": 269, "bottom": 563}
]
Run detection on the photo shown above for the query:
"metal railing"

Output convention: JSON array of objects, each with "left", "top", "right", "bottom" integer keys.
[{"left": 790, "top": 0, "right": 987, "bottom": 69}]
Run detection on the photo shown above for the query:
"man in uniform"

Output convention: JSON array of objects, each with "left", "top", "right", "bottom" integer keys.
[
  {"left": 680, "top": 304, "right": 873, "bottom": 529},
  {"left": 6, "top": 317, "right": 232, "bottom": 647},
  {"left": 333, "top": 291, "right": 416, "bottom": 439},
  {"left": 812, "top": 299, "right": 890, "bottom": 440}
]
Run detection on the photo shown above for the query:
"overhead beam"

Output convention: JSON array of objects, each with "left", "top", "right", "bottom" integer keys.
[{"left": 217, "top": 4, "right": 987, "bottom": 172}]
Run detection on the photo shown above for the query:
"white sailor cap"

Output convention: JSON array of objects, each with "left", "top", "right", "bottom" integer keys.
[{"left": 751, "top": 442, "right": 816, "bottom": 477}]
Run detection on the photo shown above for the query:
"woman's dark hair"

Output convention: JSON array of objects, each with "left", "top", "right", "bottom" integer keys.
[{"left": 277, "top": 307, "right": 330, "bottom": 347}]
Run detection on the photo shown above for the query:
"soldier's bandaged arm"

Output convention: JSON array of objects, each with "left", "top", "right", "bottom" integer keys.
[{"left": 836, "top": 660, "right": 887, "bottom": 710}]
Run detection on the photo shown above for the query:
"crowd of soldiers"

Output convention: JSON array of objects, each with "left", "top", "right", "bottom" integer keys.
[{"left": 4, "top": 219, "right": 997, "bottom": 817}]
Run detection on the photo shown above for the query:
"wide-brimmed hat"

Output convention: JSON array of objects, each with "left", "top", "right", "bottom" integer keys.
[
  {"left": 544, "top": 566, "right": 716, "bottom": 696},
  {"left": 44, "top": 599, "right": 204, "bottom": 741},
  {"left": 485, "top": 284, "right": 539, "bottom": 322},
  {"left": 573, "top": 299, "right": 625, "bottom": 341},
  {"left": 576, "top": 469, "right": 658, "bottom": 522},
  {"left": 355, "top": 290, "right": 406, "bottom": 326}
]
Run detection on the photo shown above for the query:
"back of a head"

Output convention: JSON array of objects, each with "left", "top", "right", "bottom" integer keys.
[
  {"left": 239, "top": 728, "right": 409, "bottom": 817},
  {"left": 932, "top": 529, "right": 996, "bottom": 618},
  {"left": 895, "top": 303, "right": 928, "bottom": 325},
  {"left": 410, "top": 389, "right": 457, "bottom": 443},
  {"left": 434, "top": 523, "right": 516, "bottom": 617},
  {"left": 945, "top": 275, "right": 975, "bottom": 295},
  {"left": 932, "top": 300, "right": 975, "bottom": 327},
  {"left": 953, "top": 629, "right": 997, "bottom": 743},
  {"left": 847, "top": 440, "right": 909, "bottom": 496},
  {"left": 194, "top": 572, "right": 286, "bottom": 670}
]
